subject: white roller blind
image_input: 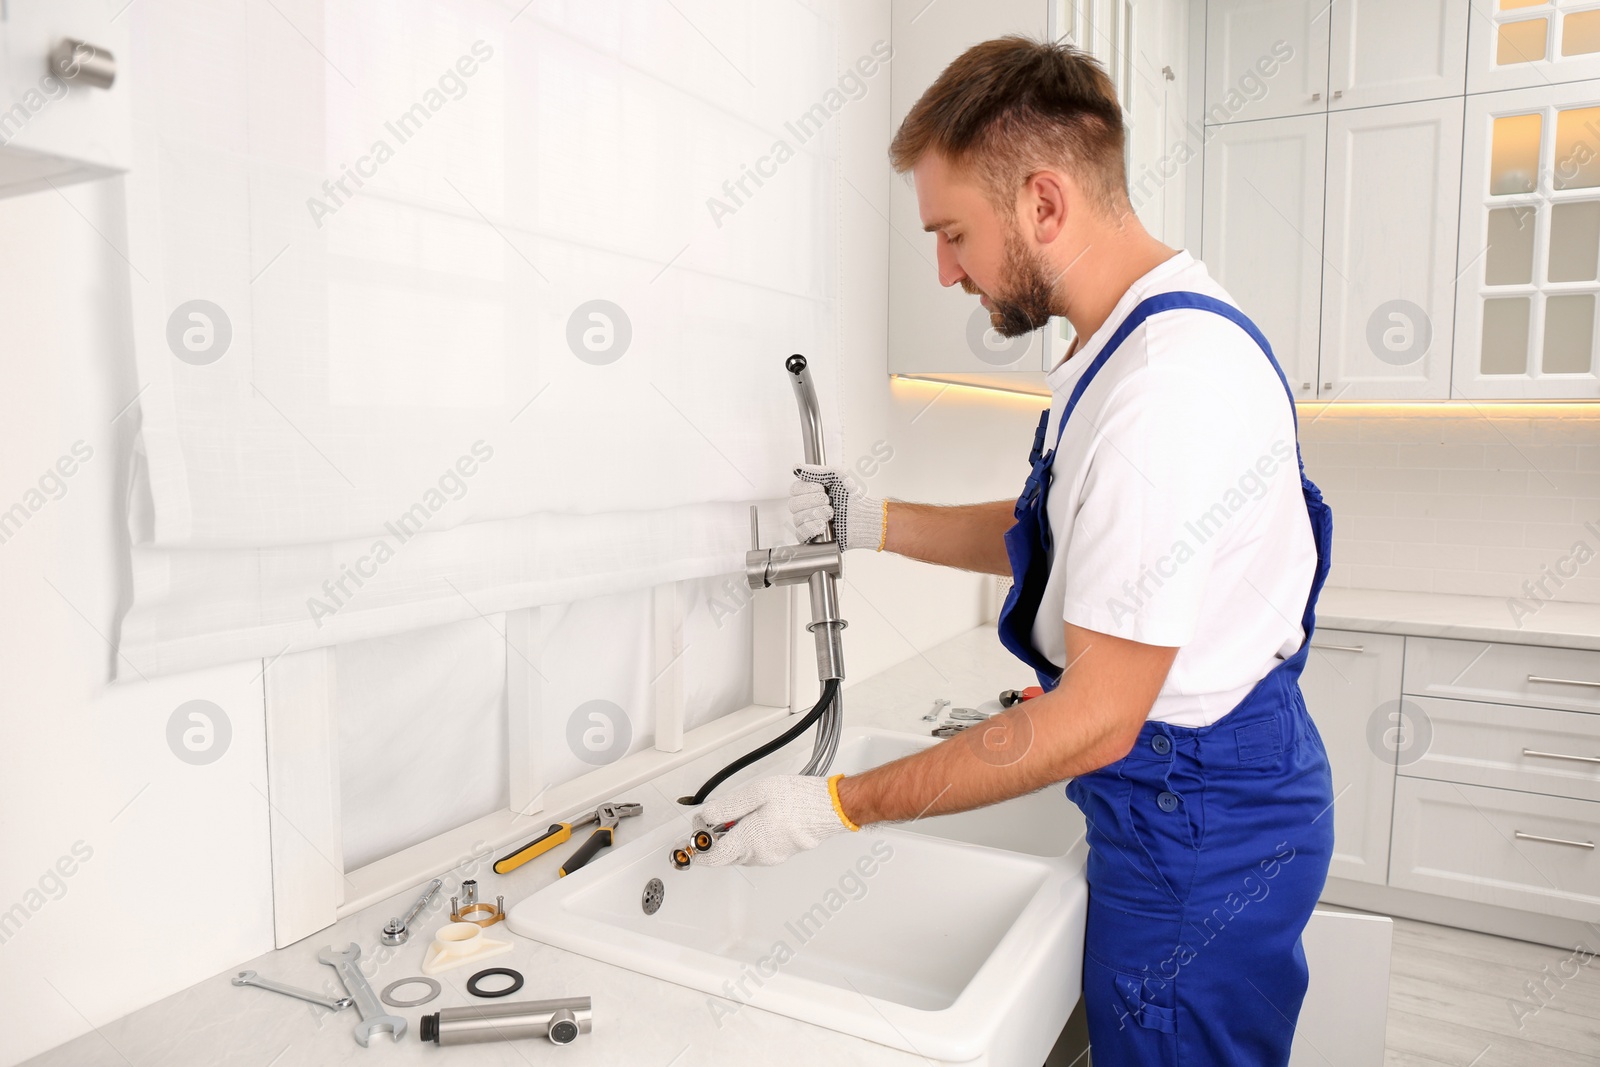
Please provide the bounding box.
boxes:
[116,0,864,679]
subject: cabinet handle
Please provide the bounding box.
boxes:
[1332,89,1343,99]
[1522,748,1600,766]
[1311,642,1365,654]
[1311,92,1322,101]
[1527,675,1600,689]
[1514,830,1595,850]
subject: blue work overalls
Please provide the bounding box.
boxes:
[997,292,1335,1066]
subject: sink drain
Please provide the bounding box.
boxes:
[641,877,665,916]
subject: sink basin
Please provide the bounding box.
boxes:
[507,728,1089,1065]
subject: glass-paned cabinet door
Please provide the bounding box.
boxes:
[1454,80,1600,398]
[1468,0,1600,94]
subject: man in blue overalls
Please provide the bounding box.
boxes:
[698,36,1335,1066]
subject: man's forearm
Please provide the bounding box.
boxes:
[884,499,1014,575]
[835,626,1178,825]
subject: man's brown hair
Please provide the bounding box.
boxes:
[889,36,1127,216]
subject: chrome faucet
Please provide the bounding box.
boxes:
[680,354,847,805]
[743,354,846,776]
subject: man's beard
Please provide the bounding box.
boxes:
[966,231,1058,339]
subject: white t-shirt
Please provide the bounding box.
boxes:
[1032,251,1316,728]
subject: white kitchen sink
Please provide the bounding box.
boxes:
[507,727,1089,1065]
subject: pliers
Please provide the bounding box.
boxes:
[492,801,643,876]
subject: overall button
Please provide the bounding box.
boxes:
[1156,791,1179,812]
[1151,735,1172,755]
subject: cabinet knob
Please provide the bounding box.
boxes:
[1311,92,1322,102]
[1300,381,1311,390]
[50,38,116,90]
[1332,89,1344,99]
[1323,382,1333,390]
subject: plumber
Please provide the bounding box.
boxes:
[696,36,1334,1067]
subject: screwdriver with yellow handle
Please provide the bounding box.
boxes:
[493,801,643,876]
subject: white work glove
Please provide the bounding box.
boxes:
[693,774,859,867]
[789,465,887,551]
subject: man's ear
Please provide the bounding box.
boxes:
[1022,170,1069,245]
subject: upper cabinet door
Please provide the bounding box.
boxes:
[1453,80,1600,399]
[1201,114,1327,396]
[1328,0,1469,110]
[887,0,1054,375]
[1467,0,1600,95]
[1204,0,1329,124]
[1320,98,1464,400]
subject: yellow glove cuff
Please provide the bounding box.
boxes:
[827,773,861,832]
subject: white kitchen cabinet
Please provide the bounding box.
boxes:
[888,0,1190,377]
[1203,0,1328,124]
[1201,113,1326,398]
[1391,776,1600,922]
[887,0,1053,377]
[1467,0,1600,96]
[1453,79,1600,399]
[1318,98,1463,400]
[1327,0,1468,111]
[1299,629,1403,887]
[0,0,129,196]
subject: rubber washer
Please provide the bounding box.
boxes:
[380,976,441,1008]
[466,966,525,998]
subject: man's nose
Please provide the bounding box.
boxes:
[935,238,965,288]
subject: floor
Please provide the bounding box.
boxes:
[1044,915,1600,1066]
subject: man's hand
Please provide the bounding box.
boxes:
[693,774,858,867]
[790,466,887,550]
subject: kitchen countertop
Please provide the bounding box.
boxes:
[1317,586,1600,651]
[22,626,1034,1067]
[23,587,1600,1066]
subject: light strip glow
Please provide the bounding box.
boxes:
[890,373,1051,399]
[892,374,1600,411]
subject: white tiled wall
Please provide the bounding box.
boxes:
[1300,407,1600,605]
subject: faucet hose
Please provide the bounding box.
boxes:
[679,678,841,805]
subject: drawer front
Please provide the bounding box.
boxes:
[1390,778,1600,921]
[1404,638,1600,714]
[1401,697,1600,803]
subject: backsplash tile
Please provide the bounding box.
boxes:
[1300,408,1600,607]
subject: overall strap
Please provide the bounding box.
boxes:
[1048,291,1300,457]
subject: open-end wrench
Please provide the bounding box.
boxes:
[233,969,353,1012]
[317,943,407,1046]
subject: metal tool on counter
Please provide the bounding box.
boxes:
[947,706,991,721]
[382,877,442,946]
[999,686,1044,707]
[559,802,643,876]
[318,943,407,1046]
[494,801,643,876]
[921,697,951,722]
[451,878,505,927]
[932,722,972,739]
[420,997,592,1047]
[233,969,353,1012]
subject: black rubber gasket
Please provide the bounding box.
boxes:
[466,966,525,998]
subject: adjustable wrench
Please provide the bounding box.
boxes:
[233,969,353,1012]
[317,943,407,1046]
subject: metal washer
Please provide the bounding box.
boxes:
[380,976,442,1008]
